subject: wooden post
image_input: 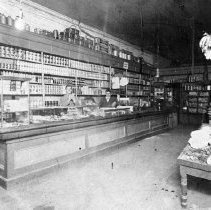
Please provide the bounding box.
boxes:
[109,66,112,90]
[180,167,188,208]
[191,17,195,75]
[27,80,30,124]
[41,52,45,108]
[126,69,128,97]
[1,77,3,127]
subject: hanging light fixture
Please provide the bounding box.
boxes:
[15,0,25,31]
[155,11,160,79]
[155,68,160,78]
[199,32,211,60]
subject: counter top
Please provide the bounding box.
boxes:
[0,109,174,141]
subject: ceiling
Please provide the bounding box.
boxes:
[31,0,211,67]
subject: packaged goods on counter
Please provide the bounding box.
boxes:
[188,124,211,149]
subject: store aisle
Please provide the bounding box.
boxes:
[0,125,210,210]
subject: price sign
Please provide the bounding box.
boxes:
[123,62,128,70]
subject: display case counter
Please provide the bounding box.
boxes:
[0,108,176,189]
[179,110,204,125]
[0,109,172,140]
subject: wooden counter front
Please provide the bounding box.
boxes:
[0,110,176,189]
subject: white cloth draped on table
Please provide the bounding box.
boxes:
[188,125,211,149]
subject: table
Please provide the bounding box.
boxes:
[177,145,211,208]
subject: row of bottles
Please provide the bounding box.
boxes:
[1,70,109,91]
[44,54,69,67]
[0,45,41,63]
[43,76,76,85]
[44,55,112,75]
[184,84,209,91]
[0,46,112,74]
[0,58,110,82]
[70,60,111,74]
[30,84,66,95]
[30,97,60,108]
[15,60,108,80]
[45,85,66,95]
[187,74,204,83]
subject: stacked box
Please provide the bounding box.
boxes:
[94,37,109,46]
[94,44,109,54]
[94,37,109,54]
[108,44,120,57]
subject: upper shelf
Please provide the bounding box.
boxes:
[0,24,141,72]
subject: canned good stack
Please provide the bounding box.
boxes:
[63,27,80,44]
[94,37,109,54]
[0,58,17,71]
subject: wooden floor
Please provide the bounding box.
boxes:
[0,125,210,210]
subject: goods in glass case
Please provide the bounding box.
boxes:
[100,107,131,117]
[0,76,31,128]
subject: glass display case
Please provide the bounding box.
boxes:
[31,95,132,124]
[0,75,30,128]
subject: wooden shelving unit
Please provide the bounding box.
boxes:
[0,23,155,111]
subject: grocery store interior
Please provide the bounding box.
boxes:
[0,0,211,209]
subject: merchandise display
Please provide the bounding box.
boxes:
[31,105,132,124]
[153,82,175,111]
[183,83,209,113]
[0,76,30,128]
[0,75,136,127]
[0,43,114,113]
[0,11,141,63]
[111,67,153,109]
[126,71,151,97]
[0,23,158,130]
[0,45,41,63]
[0,41,155,125]
[188,125,211,149]
[179,143,211,165]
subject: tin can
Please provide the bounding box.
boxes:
[7,16,13,26]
